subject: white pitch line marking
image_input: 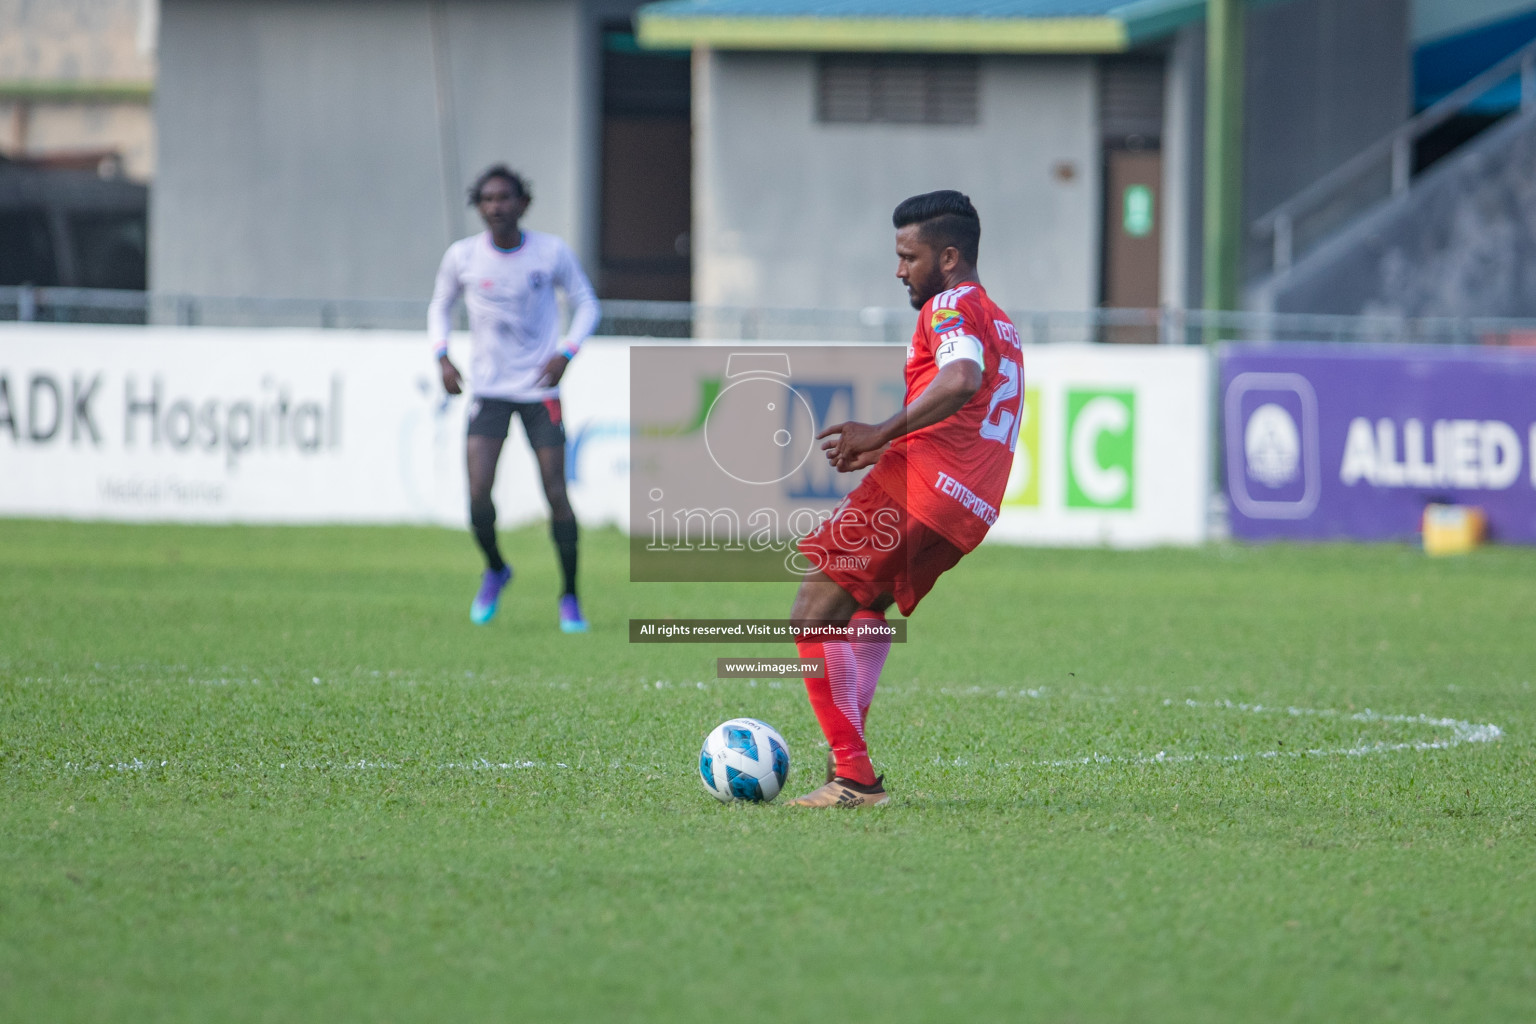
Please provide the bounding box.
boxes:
[1036,697,1502,767]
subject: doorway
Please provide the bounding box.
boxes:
[1097,56,1164,342]
[600,26,691,300]
[1102,148,1163,310]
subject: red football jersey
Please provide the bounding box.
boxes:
[866,282,1024,552]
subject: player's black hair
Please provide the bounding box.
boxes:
[468,164,532,205]
[892,190,980,265]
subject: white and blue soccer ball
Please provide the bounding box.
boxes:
[699,718,791,803]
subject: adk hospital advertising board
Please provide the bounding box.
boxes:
[0,325,630,531]
[0,325,1208,548]
[1223,343,1536,542]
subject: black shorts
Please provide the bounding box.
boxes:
[466,396,565,449]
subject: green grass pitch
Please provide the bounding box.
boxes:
[2,519,1534,1022]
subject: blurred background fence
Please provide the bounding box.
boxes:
[9,285,1536,348]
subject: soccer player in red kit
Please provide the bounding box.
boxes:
[786,190,1024,808]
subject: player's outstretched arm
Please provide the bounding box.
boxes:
[819,360,981,471]
[428,245,465,394]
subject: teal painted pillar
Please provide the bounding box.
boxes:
[1203,0,1244,336]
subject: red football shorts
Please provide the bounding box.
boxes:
[797,475,964,616]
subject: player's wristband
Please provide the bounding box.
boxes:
[556,341,579,361]
[433,344,449,360]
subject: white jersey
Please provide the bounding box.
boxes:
[428,229,601,401]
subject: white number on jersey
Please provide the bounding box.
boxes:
[979,358,1023,452]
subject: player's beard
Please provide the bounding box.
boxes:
[908,264,945,309]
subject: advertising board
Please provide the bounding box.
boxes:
[1222,343,1536,542]
[989,344,1210,547]
[0,324,630,529]
[2,327,1212,549]
[627,341,1211,562]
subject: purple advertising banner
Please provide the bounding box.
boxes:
[1221,343,1536,542]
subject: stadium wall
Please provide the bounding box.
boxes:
[691,51,1101,313]
[152,0,635,304]
[0,325,1211,548]
[147,0,1408,315]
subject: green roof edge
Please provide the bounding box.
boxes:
[634,0,1227,53]
[1111,0,1207,44]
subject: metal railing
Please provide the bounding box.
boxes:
[0,285,151,325]
[7,285,1536,347]
[1251,35,1536,280]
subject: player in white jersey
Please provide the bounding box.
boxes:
[429,165,601,631]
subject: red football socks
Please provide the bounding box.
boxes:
[796,636,877,786]
[849,609,891,723]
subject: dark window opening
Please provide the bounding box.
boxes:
[70,213,147,290]
[817,55,978,125]
[0,211,59,286]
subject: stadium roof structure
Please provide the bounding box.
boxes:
[634,0,1214,53]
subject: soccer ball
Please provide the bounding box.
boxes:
[699,718,791,803]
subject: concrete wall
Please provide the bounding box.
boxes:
[0,0,155,80]
[2,101,155,179]
[0,0,157,178]
[693,50,1099,313]
[150,0,1410,311]
[1263,109,1536,317]
[154,0,626,301]
[1244,0,1410,227]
